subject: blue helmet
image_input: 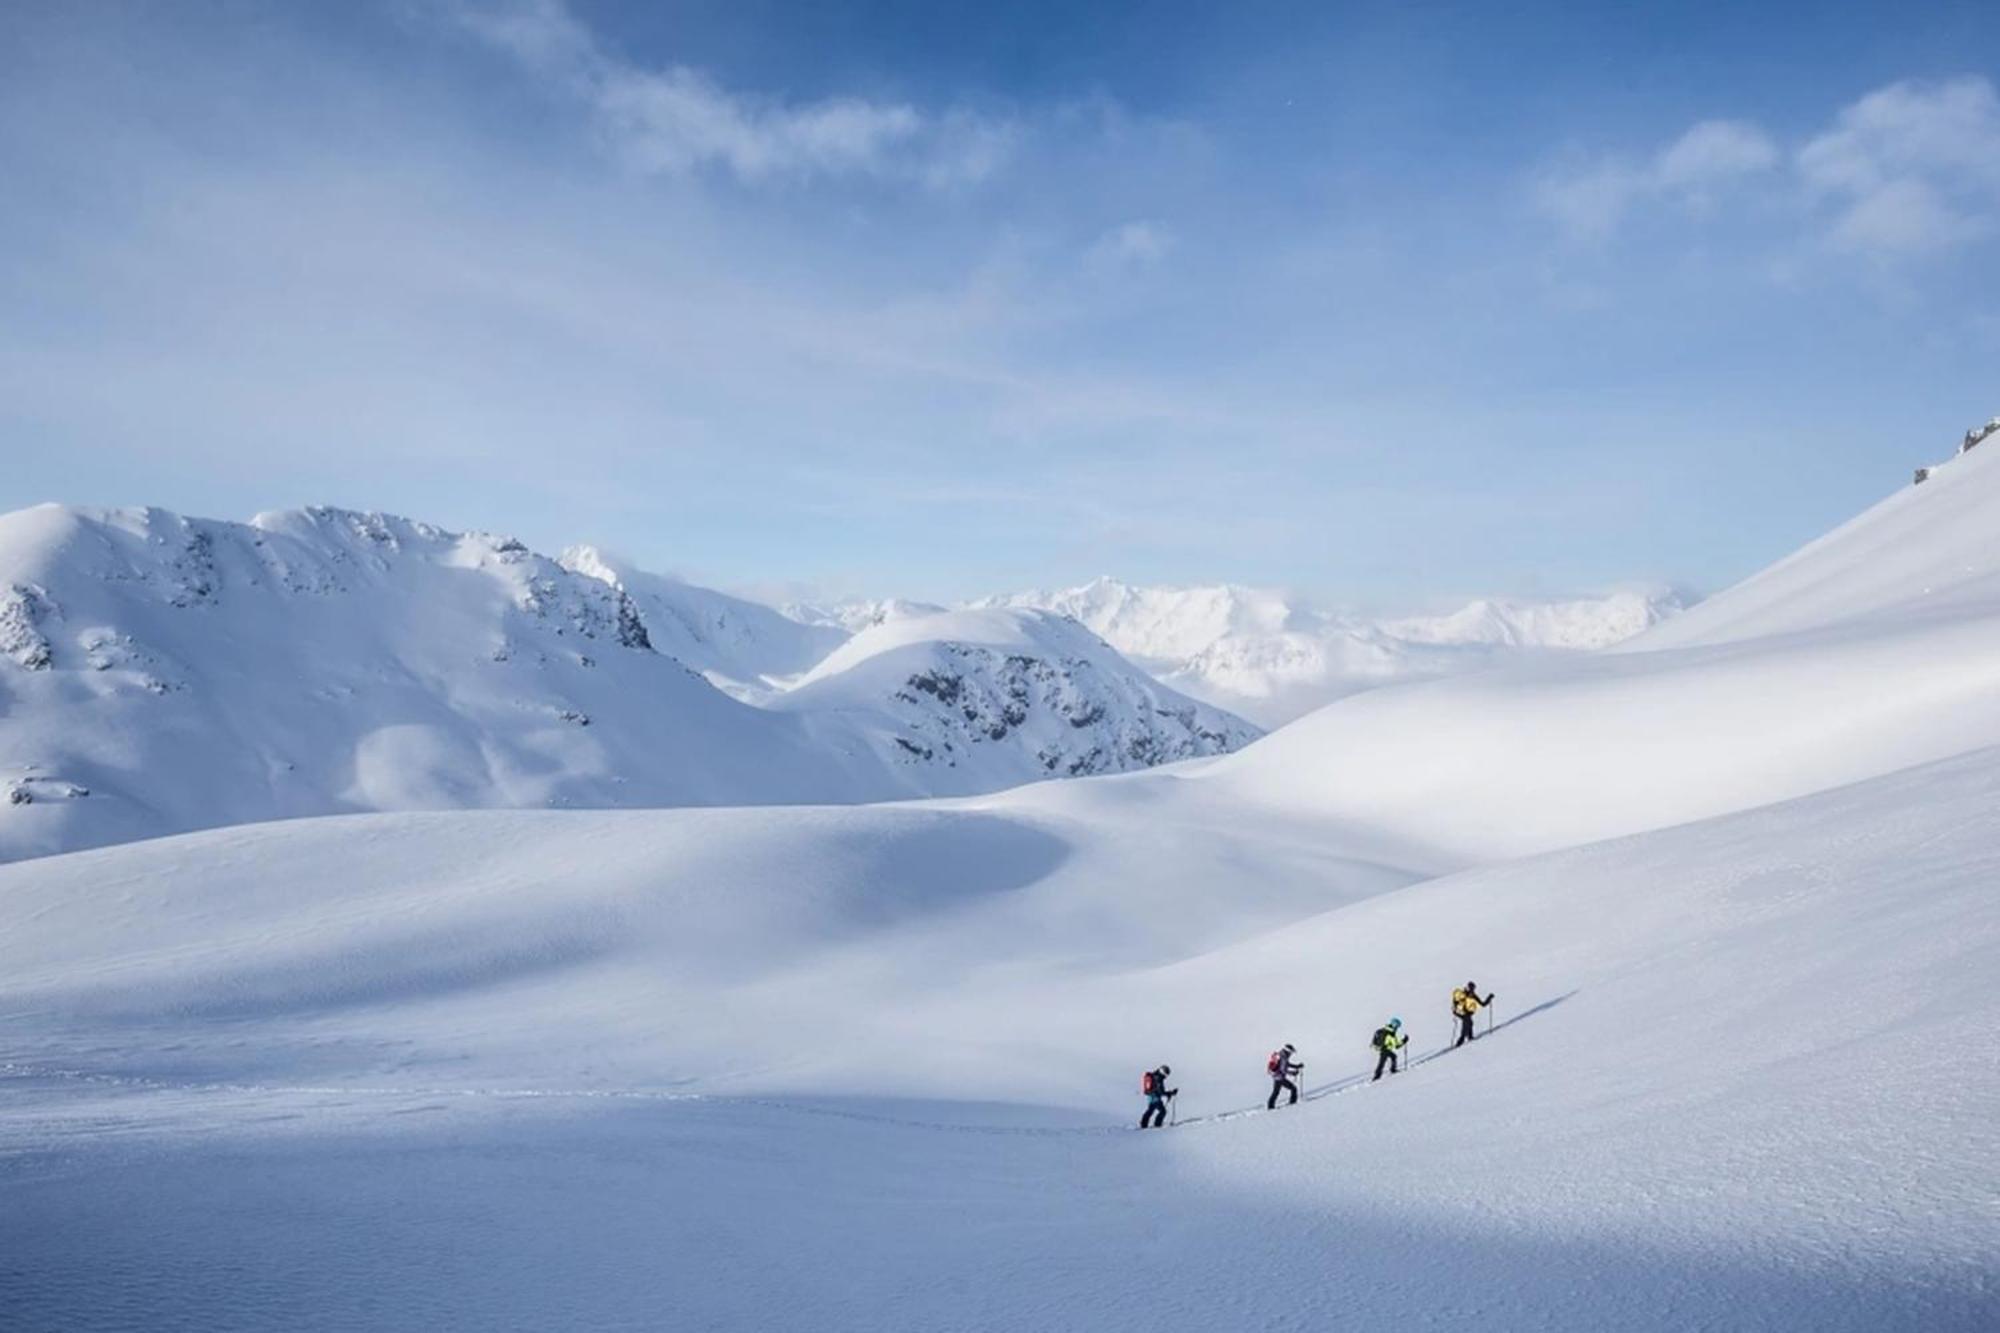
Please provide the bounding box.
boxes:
[1388,1017,1402,1029]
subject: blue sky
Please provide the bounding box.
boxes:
[2,1,1997,608]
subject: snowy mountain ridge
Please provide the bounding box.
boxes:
[973,577,1689,724]
[782,595,949,635]
[0,496,1692,858]
[0,503,1258,861]
[559,544,844,702]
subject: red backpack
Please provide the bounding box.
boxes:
[1267,1050,1283,1076]
[1142,1070,1162,1096]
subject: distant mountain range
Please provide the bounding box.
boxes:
[972,578,1689,726]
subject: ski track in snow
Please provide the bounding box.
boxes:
[0,1002,1540,1137]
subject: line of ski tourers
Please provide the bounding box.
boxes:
[1138,982,1494,1128]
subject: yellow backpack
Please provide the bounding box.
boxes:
[1451,987,1473,1016]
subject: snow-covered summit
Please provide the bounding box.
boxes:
[773,606,1257,786]
[0,503,832,858]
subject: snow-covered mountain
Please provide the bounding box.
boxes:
[781,595,947,634]
[974,576,1305,662]
[559,545,844,702]
[770,607,1255,789]
[6,420,1999,1332]
[976,577,1687,726]
[0,505,1256,860]
[1379,589,1680,648]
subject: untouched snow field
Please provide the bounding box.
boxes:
[4,443,2000,1328]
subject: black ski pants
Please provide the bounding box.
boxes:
[1267,1077,1298,1109]
[1140,1097,1168,1129]
[1455,1012,1477,1047]
[1372,1048,1399,1081]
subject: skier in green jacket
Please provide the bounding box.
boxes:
[1371,1018,1407,1081]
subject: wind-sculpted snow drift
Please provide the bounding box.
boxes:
[3,442,1999,1330]
[0,504,1255,861]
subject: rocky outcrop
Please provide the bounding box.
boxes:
[0,584,53,671]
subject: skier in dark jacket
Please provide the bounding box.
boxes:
[1371,1018,1407,1081]
[1451,982,1494,1048]
[1266,1043,1303,1108]
[1140,1066,1177,1128]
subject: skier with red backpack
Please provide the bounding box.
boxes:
[1266,1043,1303,1109]
[1139,1065,1177,1128]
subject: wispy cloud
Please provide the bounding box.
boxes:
[1653,120,1783,193]
[1534,119,1777,241]
[1798,76,2000,253]
[1085,220,1175,271]
[446,0,1014,186]
[1535,76,2000,257]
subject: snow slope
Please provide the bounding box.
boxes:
[0,506,1258,861]
[1,732,1994,1329]
[1194,438,2000,862]
[1627,438,2000,649]
[978,576,1686,725]
[5,443,2000,1329]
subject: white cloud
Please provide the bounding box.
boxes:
[1826,176,1982,253]
[1532,160,1644,242]
[1087,220,1175,270]
[1653,120,1780,191]
[447,0,1011,186]
[1534,119,1777,240]
[594,68,922,179]
[1798,76,2000,254]
[1536,76,2000,257]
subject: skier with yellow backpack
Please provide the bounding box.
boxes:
[1450,981,1495,1048]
